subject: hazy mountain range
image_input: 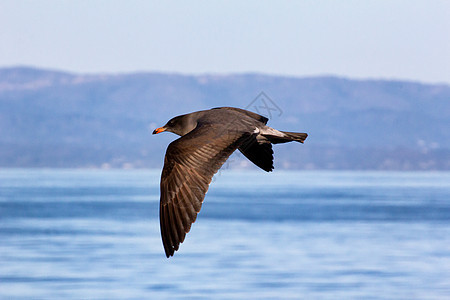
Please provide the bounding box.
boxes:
[0,66,449,170]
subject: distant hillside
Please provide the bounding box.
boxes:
[0,66,449,170]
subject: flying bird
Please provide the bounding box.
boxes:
[153,107,307,257]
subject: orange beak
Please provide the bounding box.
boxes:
[152,127,166,134]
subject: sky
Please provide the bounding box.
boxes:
[1,0,449,84]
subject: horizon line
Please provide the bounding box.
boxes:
[1,64,449,86]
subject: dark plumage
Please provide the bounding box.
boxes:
[153,107,307,257]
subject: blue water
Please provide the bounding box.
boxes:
[1,169,449,299]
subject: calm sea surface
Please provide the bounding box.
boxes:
[1,169,449,299]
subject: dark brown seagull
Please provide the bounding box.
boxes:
[153,107,307,257]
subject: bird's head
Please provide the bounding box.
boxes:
[153,114,198,136]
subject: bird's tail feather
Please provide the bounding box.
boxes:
[263,131,308,144]
[280,131,308,143]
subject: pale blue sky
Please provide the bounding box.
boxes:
[1,0,449,83]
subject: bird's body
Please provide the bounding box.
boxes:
[153,107,307,257]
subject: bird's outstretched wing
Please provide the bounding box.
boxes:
[159,123,252,257]
[212,107,269,124]
[238,138,274,172]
